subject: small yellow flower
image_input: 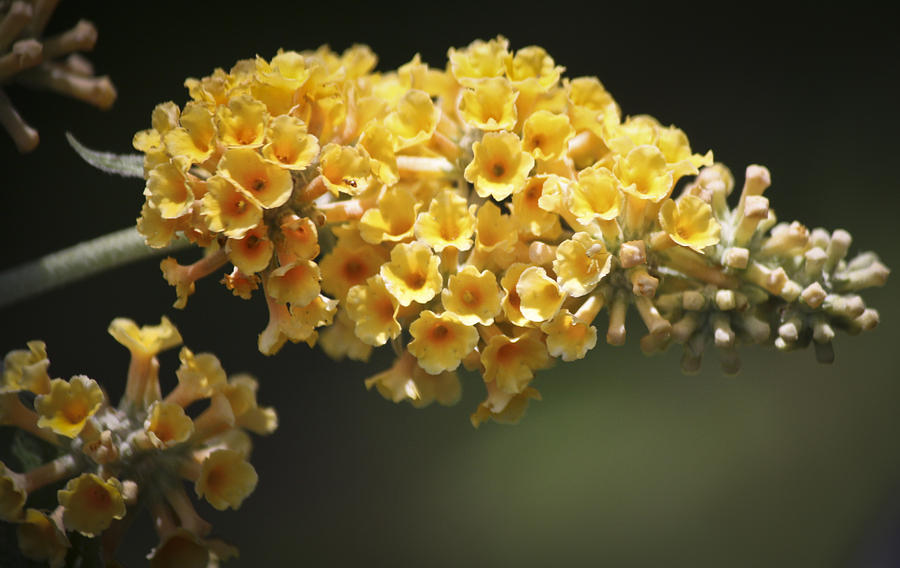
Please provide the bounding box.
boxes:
[2,340,50,395]
[516,266,565,323]
[200,175,263,238]
[170,346,227,405]
[227,225,274,275]
[133,101,180,153]
[221,374,278,435]
[251,51,311,116]
[195,449,258,511]
[345,275,401,347]
[218,147,294,209]
[441,265,502,325]
[380,241,443,307]
[566,76,619,137]
[569,166,623,224]
[137,202,180,248]
[16,508,69,568]
[281,294,339,344]
[215,94,269,147]
[521,110,573,160]
[500,263,533,327]
[144,161,194,219]
[108,316,182,359]
[540,309,598,361]
[553,232,612,297]
[222,267,260,299]
[481,331,551,394]
[505,45,563,92]
[144,400,194,448]
[658,194,721,252]
[510,175,562,239]
[448,36,509,85]
[414,189,476,252]
[458,77,518,131]
[319,236,388,300]
[148,528,238,568]
[365,352,461,408]
[615,144,673,203]
[1,461,26,522]
[185,67,231,108]
[471,385,541,428]
[262,114,320,170]
[318,143,372,196]
[359,185,419,244]
[474,201,516,252]
[358,122,399,185]
[163,101,216,164]
[384,89,440,150]
[35,376,104,438]
[266,260,321,306]
[656,124,713,175]
[319,309,374,362]
[408,310,479,374]
[464,131,534,201]
[58,474,126,537]
[277,214,320,262]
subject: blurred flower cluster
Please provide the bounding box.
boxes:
[1,317,276,566]
[133,36,888,426]
[0,0,116,152]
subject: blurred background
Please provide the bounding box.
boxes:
[1,2,898,566]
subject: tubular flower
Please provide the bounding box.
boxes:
[359,185,419,244]
[380,241,443,307]
[481,331,552,395]
[201,175,264,238]
[658,194,721,252]
[35,375,104,438]
[58,474,126,537]
[522,110,573,160]
[442,265,502,326]
[345,275,401,346]
[408,310,479,374]
[195,449,258,511]
[1,340,51,394]
[262,114,320,170]
[16,508,70,568]
[414,189,477,252]
[218,147,294,209]
[128,39,887,426]
[458,77,518,131]
[465,131,535,201]
[1,320,276,561]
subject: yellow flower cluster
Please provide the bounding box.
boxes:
[135,37,888,426]
[0,317,276,566]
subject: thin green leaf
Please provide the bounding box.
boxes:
[66,132,144,178]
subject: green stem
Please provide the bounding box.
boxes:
[0,227,190,309]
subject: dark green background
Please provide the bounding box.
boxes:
[1,2,898,566]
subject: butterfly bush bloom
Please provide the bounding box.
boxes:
[0,318,276,565]
[133,37,888,427]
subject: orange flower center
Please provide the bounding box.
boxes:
[404,272,426,289]
[86,483,111,509]
[491,162,507,179]
[430,323,450,341]
[496,342,520,364]
[62,400,88,424]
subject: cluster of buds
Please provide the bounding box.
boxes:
[0,0,116,152]
[134,37,888,427]
[0,317,276,565]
